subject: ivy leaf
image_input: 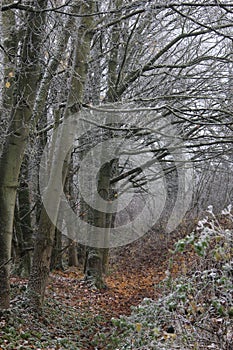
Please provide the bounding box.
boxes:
[135,323,142,332]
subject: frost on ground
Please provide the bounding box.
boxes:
[112,206,233,350]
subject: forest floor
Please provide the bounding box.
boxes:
[0,231,204,350]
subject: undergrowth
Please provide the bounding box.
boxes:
[0,297,108,349]
[0,206,232,349]
[111,206,233,350]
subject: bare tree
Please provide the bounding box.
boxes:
[0,0,48,309]
[0,0,232,309]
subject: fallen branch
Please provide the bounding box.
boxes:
[0,258,12,270]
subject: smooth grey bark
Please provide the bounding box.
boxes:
[0,0,47,309]
[84,0,122,286]
[14,155,33,276]
[68,239,78,267]
[65,156,79,268]
[27,0,95,309]
[50,228,63,271]
[84,162,112,288]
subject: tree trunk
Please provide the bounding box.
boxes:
[0,0,48,309]
[77,243,86,266]
[0,184,16,309]
[13,201,32,277]
[50,227,63,271]
[84,162,112,287]
[84,0,122,283]
[85,248,104,288]
[27,0,94,309]
[68,239,78,267]
[17,155,33,276]
[27,207,55,308]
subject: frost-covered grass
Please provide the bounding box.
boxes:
[111,206,233,350]
[0,207,232,349]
